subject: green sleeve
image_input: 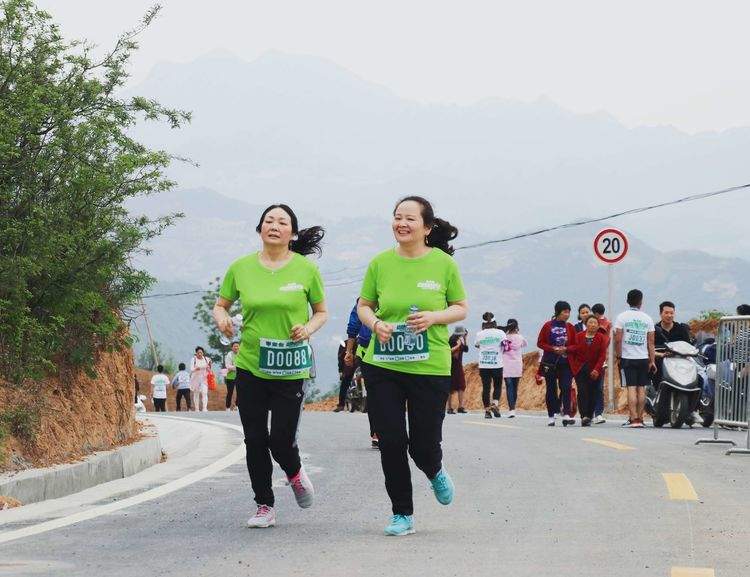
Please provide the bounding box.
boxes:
[308,265,325,305]
[360,260,378,302]
[219,266,239,301]
[445,259,466,303]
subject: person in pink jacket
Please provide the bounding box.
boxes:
[502,319,527,418]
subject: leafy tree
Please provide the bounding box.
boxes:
[698,309,727,321]
[136,340,176,374]
[0,1,189,386]
[193,277,241,363]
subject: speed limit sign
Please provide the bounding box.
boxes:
[594,228,628,264]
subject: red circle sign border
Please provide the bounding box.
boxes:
[593,228,629,264]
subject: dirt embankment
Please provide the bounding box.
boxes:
[0,348,139,472]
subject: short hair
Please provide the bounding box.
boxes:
[157,364,164,373]
[178,362,186,370]
[737,304,750,316]
[659,301,675,313]
[626,289,643,307]
[231,341,240,346]
[195,346,205,353]
[584,314,599,325]
[592,303,605,315]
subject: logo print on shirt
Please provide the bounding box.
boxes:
[279,282,304,292]
[417,280,441,291]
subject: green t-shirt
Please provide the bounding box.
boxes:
[219,252,325,380]
[360,248,466,376]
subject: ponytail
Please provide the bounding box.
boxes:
[481,311,497,330]
[256,204,325,257]
[394,196,458,256]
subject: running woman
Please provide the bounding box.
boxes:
[537,301,577,426]
[502,319,527,418]
[474,312,507,418]
[213,204,328,528]
[357,196,467,537]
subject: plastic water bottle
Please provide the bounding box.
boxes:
[404,305,419,347]
[220,313,243,346]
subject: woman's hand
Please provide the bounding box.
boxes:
[344,351,354,367]
[407,310,437,334]
[590,369,600,380]
[290,324,310,342]
[374,321,395,344]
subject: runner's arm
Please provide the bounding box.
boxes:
[407,300,468,334]
[614,328,623,360]
[291,300,328,342]
[213,297,235,338]
[358,298,394,344]
[647,331,656,371]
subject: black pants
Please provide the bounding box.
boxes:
[175,389,191,411]
[545,362,573,417]
[225,378,236,409]
[338,374,350,407]
[153,398,166,412]
[479,368,503,408]
[362,363,450,516]
[235,368,305,507]
[576,365,597,419]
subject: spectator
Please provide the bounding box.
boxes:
[591,303,611,424]
[190,346,210,412]
[574,303,591,333]
[447,326,469,414]
[475,312,507,418]
[150,365,169,412]
[537,301,577,426]
[569,316,607,426]
[172,362,191,411]
[502,319,527,418]
[614,289,656,428]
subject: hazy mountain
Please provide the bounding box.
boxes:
[127,51,750,258]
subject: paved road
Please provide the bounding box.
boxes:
[1,410,749,577]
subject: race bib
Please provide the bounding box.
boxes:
[480,350,501,366]
[373,323,429,362]
[258,339,312,376]
[624,329,646,346]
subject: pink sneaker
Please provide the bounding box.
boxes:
[247,504,275,528]
[288,466,314,508]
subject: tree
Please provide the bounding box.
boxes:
[136,340,176,374]
[0,1,189,386]
[193,277,241,363]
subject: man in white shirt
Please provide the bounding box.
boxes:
[150,365,170,412]
[614,289,656,428]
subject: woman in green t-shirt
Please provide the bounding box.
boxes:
[213,204,328,529]
[357,196,468,536]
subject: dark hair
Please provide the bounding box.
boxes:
[659,301,675,313]
[584,314,599,326]
[577,303,591,320]
[592,303,605,315]
[505,318,519,333]
[394,196,458,255]
[626,289,643,308]
[256,204,325,257]
[737,304,750,316]
[157,364,164,373]
[481,311,497,330]
[178,363,186,370]
[554,301,571,318]
[195,346,205,354]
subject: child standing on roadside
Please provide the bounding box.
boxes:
[151,365,170,412]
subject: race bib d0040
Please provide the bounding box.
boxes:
[258,339,312,376]
[372,323,429,362]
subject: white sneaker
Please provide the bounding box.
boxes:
[247,504,275,528]
[202,408,209,412]
[548,417,556,427]
[593,415,606,425]
[691,411,704,425]
[508,410,516,418]
[288,466,314,508]
[225,408,231,412]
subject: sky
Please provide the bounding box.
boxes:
[37,0,750,134]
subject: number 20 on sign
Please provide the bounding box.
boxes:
[594,228,628,264]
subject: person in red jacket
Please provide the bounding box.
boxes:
[569,315,608,426]
[537,301,577,426]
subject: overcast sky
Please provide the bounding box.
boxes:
[38,0,750,134]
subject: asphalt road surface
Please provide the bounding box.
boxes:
[1,410,749,577]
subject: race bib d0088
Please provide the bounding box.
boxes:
[372,323,429,362]
[258,339,312,376]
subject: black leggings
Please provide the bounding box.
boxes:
[480,368,503,408]
[225,378,236,409]
[362,363,450,516]
[236,368,305,507]
[153,398,166,412]
[576,365,597,420]
[175,389,191,411]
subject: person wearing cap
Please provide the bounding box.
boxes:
[537,301,577,426]
[446,326,469,414]
[474,312,507,418]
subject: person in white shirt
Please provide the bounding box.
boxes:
[614,289,656,428]
[171,362,191,411]
[474,312,507,419]
[150,365,170,412]
[190,346,210,412]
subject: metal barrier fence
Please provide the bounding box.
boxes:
[696,315,750,455]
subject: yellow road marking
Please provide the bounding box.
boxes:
[662,473,699,501]
[671,567,715,577]
[582,438,636,451]
[464,421,519,430]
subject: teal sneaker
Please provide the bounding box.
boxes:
[430,468,454,505]
[384,514,415,536]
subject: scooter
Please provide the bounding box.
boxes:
[646,341,703,428]
[696,338,716,428]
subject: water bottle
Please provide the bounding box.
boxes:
[404,305,419,347]
[220,313,244,346]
